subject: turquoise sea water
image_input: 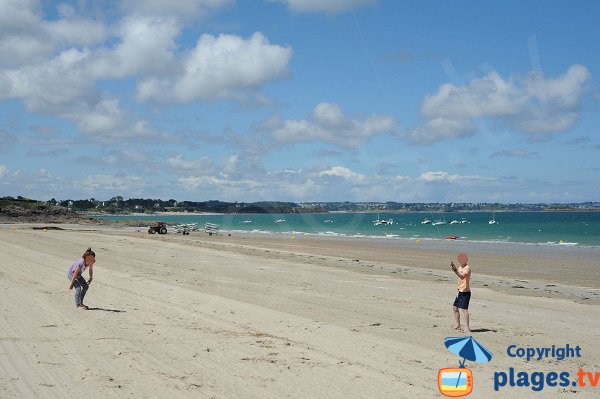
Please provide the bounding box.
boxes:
[97,212,600,247]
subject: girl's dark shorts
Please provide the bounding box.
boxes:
[453,291,471,309]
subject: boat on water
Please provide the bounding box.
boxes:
[375,219,394,225]
[421,219,432,224]
[275,219,286,223]
[432,221,447,226]
[323,220,333,223]
[445,235,459,240]
[460,219,469,224]
[242,220,252,224]
[449,220,460,225]
[373,214,394,226]
[489,212,497,224]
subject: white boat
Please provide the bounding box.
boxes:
[242,220,252,224]
[460,219,469,224]
[275,219,286,223]
[373,214,394,225]
[449,220,460,225]
[171,223,199,235]
[489,212,497,224]
[432,221,446,226]
[323,219,333,223]
[421,219,431,224]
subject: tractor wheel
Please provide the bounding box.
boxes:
[148,228,155,234]
[159,227,167,234]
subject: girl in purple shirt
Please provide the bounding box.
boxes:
[67,248,95,310]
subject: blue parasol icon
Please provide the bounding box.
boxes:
[444,336,493,389]
[445,336,493,367]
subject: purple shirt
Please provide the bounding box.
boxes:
[67,259,88,276]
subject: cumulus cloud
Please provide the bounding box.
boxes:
[0,0,41,34]
[88,16,178,79]
[137,33,292,103]
[318,166,367,184]
[266,102,397,148]
[0,1,288,142]
[268,0,377,14]
[412,65,591,145]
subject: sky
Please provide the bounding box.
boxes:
[0,0,599,203]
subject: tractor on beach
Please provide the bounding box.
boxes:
[148,222,168,234]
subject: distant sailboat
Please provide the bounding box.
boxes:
[489,212,497,224]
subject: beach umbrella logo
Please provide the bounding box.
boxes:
[438,336,493,397]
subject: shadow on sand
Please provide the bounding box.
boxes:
[87,307,126,313]
[470,328,497,333]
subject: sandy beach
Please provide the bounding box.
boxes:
[1,224,599,398]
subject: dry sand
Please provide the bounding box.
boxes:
[1,225,599,398]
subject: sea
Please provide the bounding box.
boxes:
[97,211,600,247]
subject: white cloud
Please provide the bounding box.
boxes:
[0,35,53,68]
[178,175,230,190]
[318,166,366,184]
[45,15,108,46]
[0,1,284,143]
[269,0,376,13]
[166,155,214,172]
[88,16,179,79]
[413,65,591,144]
[417,171,493,184]
[0,164,7,178]
[137,32,292,103]
[267,102,397,148]
[0,0,41,34]
[0,47,93,113]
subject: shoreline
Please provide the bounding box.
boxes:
[3,223,598,301]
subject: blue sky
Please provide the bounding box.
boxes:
[1,0,599,202]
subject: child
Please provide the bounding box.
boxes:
[67,248,95,310]
[451,252,471,334]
